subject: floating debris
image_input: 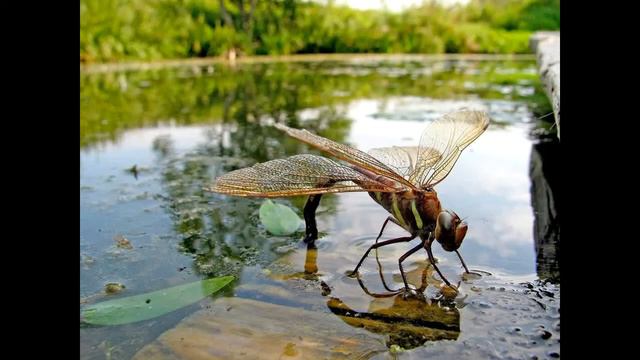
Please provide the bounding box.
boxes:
[114,235,133,249]
[104,282,126,294]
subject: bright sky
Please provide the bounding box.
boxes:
[331,0,470,12]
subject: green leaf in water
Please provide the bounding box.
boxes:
[81,276,234,326]
[389,344,405,354]
[259,199,302,236]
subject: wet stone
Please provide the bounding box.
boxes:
[133,297,389,359]
[539,330,552,340]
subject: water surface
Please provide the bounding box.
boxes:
[80,57,559,359]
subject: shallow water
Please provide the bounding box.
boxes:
[80,58,559,359]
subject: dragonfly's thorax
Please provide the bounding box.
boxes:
[368,189,441,235]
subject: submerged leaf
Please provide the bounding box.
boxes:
[259,200,302,236]
[81,276,234,326]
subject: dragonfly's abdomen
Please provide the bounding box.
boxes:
[369,191,438,234]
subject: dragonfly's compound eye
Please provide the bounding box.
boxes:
[437,211,454,231]
[436,210,465,251]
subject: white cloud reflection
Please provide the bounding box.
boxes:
[81,97,538,276]
[338,97,536,274]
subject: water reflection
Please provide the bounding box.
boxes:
[150,109,349,277]
[529,132,560,283]
[302,239,461,350]
[80,60,549,150]
[327,294,460,350]
[138,95,548,283]
[80,59,558,359]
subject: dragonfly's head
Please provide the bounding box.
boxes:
[435,210,467,251]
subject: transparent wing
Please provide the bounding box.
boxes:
[367,146,421,180]
[206,154,401,198]
[411,110,490,188]
[274,123,417,191]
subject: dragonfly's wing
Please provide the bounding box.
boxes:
[410,110,490,188]
[367,146,422,181]
[274,123,417,191]
[206,154,401,198]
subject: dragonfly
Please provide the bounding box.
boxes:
[206,109,490,293]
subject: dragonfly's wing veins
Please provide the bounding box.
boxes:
[367,146,420,180]
[411,109,490,187]
[209,110,489,197]
[274,123,417,191]
[206,154,400,197]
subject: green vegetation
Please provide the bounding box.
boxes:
[80,0,559,63]
[81,276,234,325]
[259,200,303,236]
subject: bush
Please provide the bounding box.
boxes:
[80,0,560,63]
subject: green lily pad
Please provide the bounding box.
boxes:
[259,199,302,236]
[81,276,234,326]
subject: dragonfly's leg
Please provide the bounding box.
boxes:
[374,217,404,292]
[376,263,397,292]
[375,216,402,244]
[303,194,323,244]
[355,276,402,298]
[398,242,424,291]
[425,236,452,287]
[348,235,416,276]
[455,250,483,276]
[304,242,319,274]
[455,250,471,273]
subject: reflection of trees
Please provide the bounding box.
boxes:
[81,58,554,280]
[80,59,543,149]
[151,89,348,277]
